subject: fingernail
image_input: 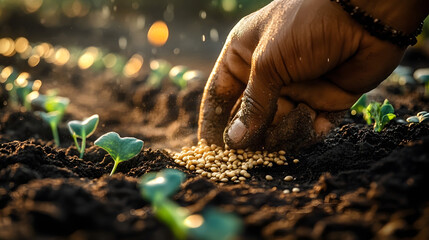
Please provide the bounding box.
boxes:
[227,118,246,144]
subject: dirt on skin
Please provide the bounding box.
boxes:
[1,48,429,239]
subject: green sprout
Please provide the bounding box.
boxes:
[38,111,62,146]
[94,132,144,176]
[68,114,99,158]
[169,65,188,89]
[365,99,396,132]
[413,68,429,98]
[141,169,188,239]
[350,94,367,116]
[146,59,171,88]
[140,169,242,240]
[406,111,429,124]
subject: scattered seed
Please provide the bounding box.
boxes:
[292,187,300,193]
[283,189,290,194]
[293,159,300,164]
[284,175,293,181]
[265,175,273,181]
[172,139,290,182]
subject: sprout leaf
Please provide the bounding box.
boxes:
[94,132,144,175]
[68,114,99,158]
[140,169,186,202]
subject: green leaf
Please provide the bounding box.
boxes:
[38,111,62,125]
[140,169,186,202]
[68,114,99,139]
[45,96,69,113]
[350,94,367,114]
[381,113,396,125]
[94,132,144,162]
[188,207,242,240]
[380,100,394,116]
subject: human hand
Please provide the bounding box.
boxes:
[198,0,420,150]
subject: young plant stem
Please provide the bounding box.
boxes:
[79,137,86,159]
[50,122,60,146]
[72,135,81,153]
[110,158,120,176]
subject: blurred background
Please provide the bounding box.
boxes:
[0,0,272,76]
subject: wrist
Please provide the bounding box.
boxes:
[351,0,429,34]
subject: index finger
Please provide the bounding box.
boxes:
[198,44,250,146]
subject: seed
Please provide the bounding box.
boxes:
[279,150,286,155]
[239,177,246,181]
[237,149,244,154]
[220,178,228,182]
[293,159,300,164]
[292,187,300,193]
[284,176,293,181]
[265,175,273,181]
[283,189,290,194]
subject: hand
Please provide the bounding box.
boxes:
[198,0,420,150]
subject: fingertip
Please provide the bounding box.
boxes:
[224,117,247,149]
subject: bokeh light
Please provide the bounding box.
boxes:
[123,54,143,77]
[15,72,30,88]
[78,47,99,69]
[0,38,16,57]
[0,66,13,83]
[103,53,117,69]
[147,21,169,47]
[54,47,71,66]
[15,37,30,53]
[24,0,43,13]
[222,0,237,12]
[28,55,41,67]
[32,80,42,91]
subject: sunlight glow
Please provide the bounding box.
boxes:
[54,47,70,66]
[15,37,30,53]
[123,54,144,77]
[147,21,169,47]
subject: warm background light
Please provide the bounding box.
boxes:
[123,54,143,77]
[54,47,70,66]
[147,21,169,47]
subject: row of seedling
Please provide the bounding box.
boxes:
[1,65,144,176]
[146,59,204,90]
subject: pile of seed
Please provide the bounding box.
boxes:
[172,139,293,182]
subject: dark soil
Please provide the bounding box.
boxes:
[1,41,429,240]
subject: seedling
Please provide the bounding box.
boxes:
[169,65,188,89]
[350,94,367,116]
[140,169,242,240]
[38,111,62,146]
[68,114,99,158]
[94,132,144,176]
[140,169,188,239]
[365,99,396,132]
[406,111,429,124]
[413,68,429,98]
[146,59,171,88]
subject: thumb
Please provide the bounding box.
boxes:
[223,57,282,149]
